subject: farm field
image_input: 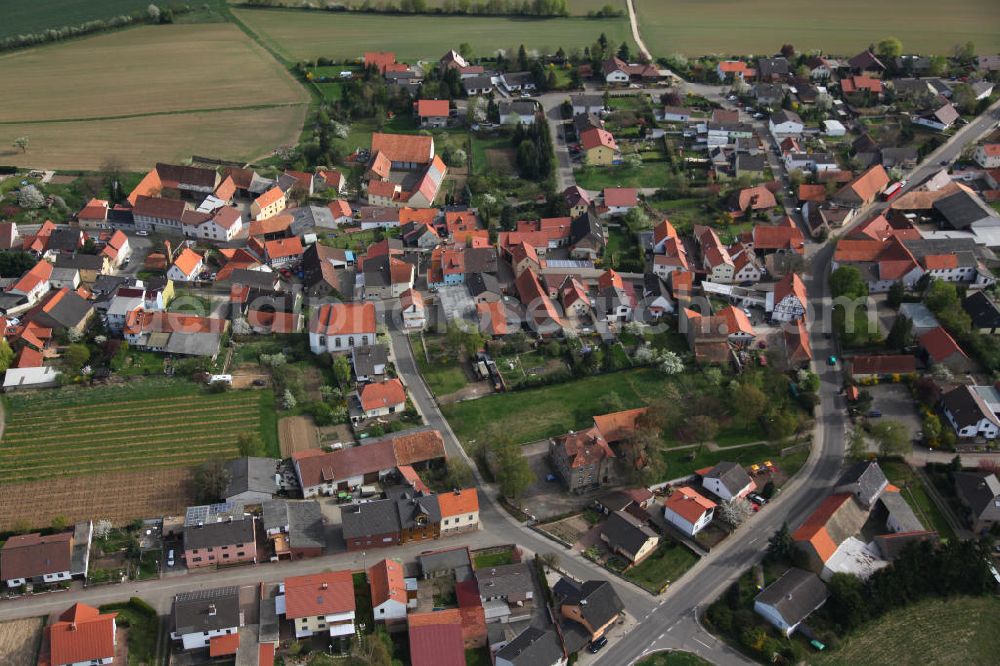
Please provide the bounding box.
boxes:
[0,468,195,529]
[279,415,319,457]
[0,23,307,170]
[634,0,1000,56]
[0,617,44,666]
[812,596,1000,665]
[0,24,306,123]
[0,378,270,484]
[233,8,635,61]
[1,0,150,39]
[0,106,307,171]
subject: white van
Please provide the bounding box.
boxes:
[167,549,175,567]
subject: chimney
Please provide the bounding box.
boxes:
[69,623,77,631]
[164,239,173,262]
[208,604,216,616]
[321,582,328,590]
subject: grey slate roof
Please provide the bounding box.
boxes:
[35,290,92,329]
[224,457,279,501]
[466,272,501,299]
[704,461,753,497]
[341,499,400,539]
[964,291,1000,330]
[933,189,998,230]
[835,461,888,507]
[163,332,221,357]
[755,568,828,627]
[496,626,564,666]
[954,471,1000,523]
[351,344,389,378]
[878,491,924,533]
[183,518,255,550]
[941,385,1000,430]
[385,486,441,530]
[557,579,623,630]
[418,546,473,580]
[54,254,105,271]
[173,586,240,636]
[475,562,533,602]
[262,499,325,550]
[600,510,657,560]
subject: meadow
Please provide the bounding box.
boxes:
[0,378,269,483]
[233,8,635,61]
[0,0,150,39]
[634,0,1000,56]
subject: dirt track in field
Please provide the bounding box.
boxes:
[279,415,319,457]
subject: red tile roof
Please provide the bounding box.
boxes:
[850,354,917,375]
[555,426,615,469]
[919,326,967,363]
[752,217,805,253]
[265,237,304,260]
[365,51,397,73]
[400,288,424,310]
[123,311,226,336]
[371,132,433,165]
[209,633,240,657]
[9,260,52,295]
[792,493,852,563]
[310,302,376,336]
[604,187,638,208]
[774,273,807,309]
[171,248,203,278]
[477,301,509,336]
[836,165,889,204]
[283,571,355,619]
[833,239,886,262]
[416,99,450,118]
[593,408,648,443]
[254,186,285,211]
[358,378,406,412]
[664,486,716,523]
[368,558,406,608]
[581,126,617,151]
[293,430,446,488]
[598,269,624,291]
[409,623,465,666]
[49,603,117,666]
[798,184,827,202]
[785,318,813,363]
[438,488,479,518]
[0,531,72,580]
[329,200,352,218]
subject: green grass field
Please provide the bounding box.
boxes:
[410,334,468,396]
[575,163,672,189]
[441,368,670,446]
[634,0,1000,56]
[624,541,699,593]
[0,0,150,39]
[0,378,272,483]
[233,8,634,61]
[812,596,1000,665]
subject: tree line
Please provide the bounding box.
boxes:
[241,0,571,17]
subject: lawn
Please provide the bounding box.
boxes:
[0,23,307,170]
[99,599,159,665]
[441,368,671,446]
[574,163,671,189]
[0,0,150,39]
[0,377,272,483]
[473,550,514,569]
[879,459,956,542]
[605,226,645,271]
[233,8,635,61]
[638,652,712,666]
[471,134,517,177]
[411,334,468,396]
[662,444,784,480]
[634,0,1000,56]
[812,596,1000,665]
[624,540,699,593]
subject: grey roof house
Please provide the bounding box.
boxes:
[170,586,241,651]
[262,499,326,558]
[835,461,888,508]
[753,568,828,637]
[599,510,659,565]
[418,546,473,581]
[954,471,1000,533]
[223,457,280,504]
[495,626,565,666]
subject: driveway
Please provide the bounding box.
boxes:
[519,440,609,521]
[865,383,922,439]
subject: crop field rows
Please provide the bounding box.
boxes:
[0,388,265,484]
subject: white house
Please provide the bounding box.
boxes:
[166,248,204,282]
[352,378,406,424]
[974,144,1000,169]
[438,488,480,536]
[769,110,804,138]
[914,102,960,131]
[308,302,377,354]
[824,119,846,136]
[368,559,408,622]
[170,587,240,651]
[662,486,716,536]
[701,462,755,501]
[281,572,356,638]
[399,288,425,329]
[753,568,829,637]
[182,207,243,242]
[941,384,1000,440]
[8,260,53,306]
[570,94,605,116]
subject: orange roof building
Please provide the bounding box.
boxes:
[371,132,434,166]
[416,99,450,118]
[283,571,356,638]
[437,488,479,528]
[357,378,407,414]
[793,493,867,570]
[309,302,377,352]
[167,248,204,281]
[834,165,890,206]
[663,486,717,536]
[368,559,408,621]
[47,603,117,666]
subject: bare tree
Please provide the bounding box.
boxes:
[13,136,28,153]
[719,498,753,528]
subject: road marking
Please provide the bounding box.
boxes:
[658,632,665,640]
[748,537,759,544]
[694,638,712,650]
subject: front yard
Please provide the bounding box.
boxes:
[623,540,699,593]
